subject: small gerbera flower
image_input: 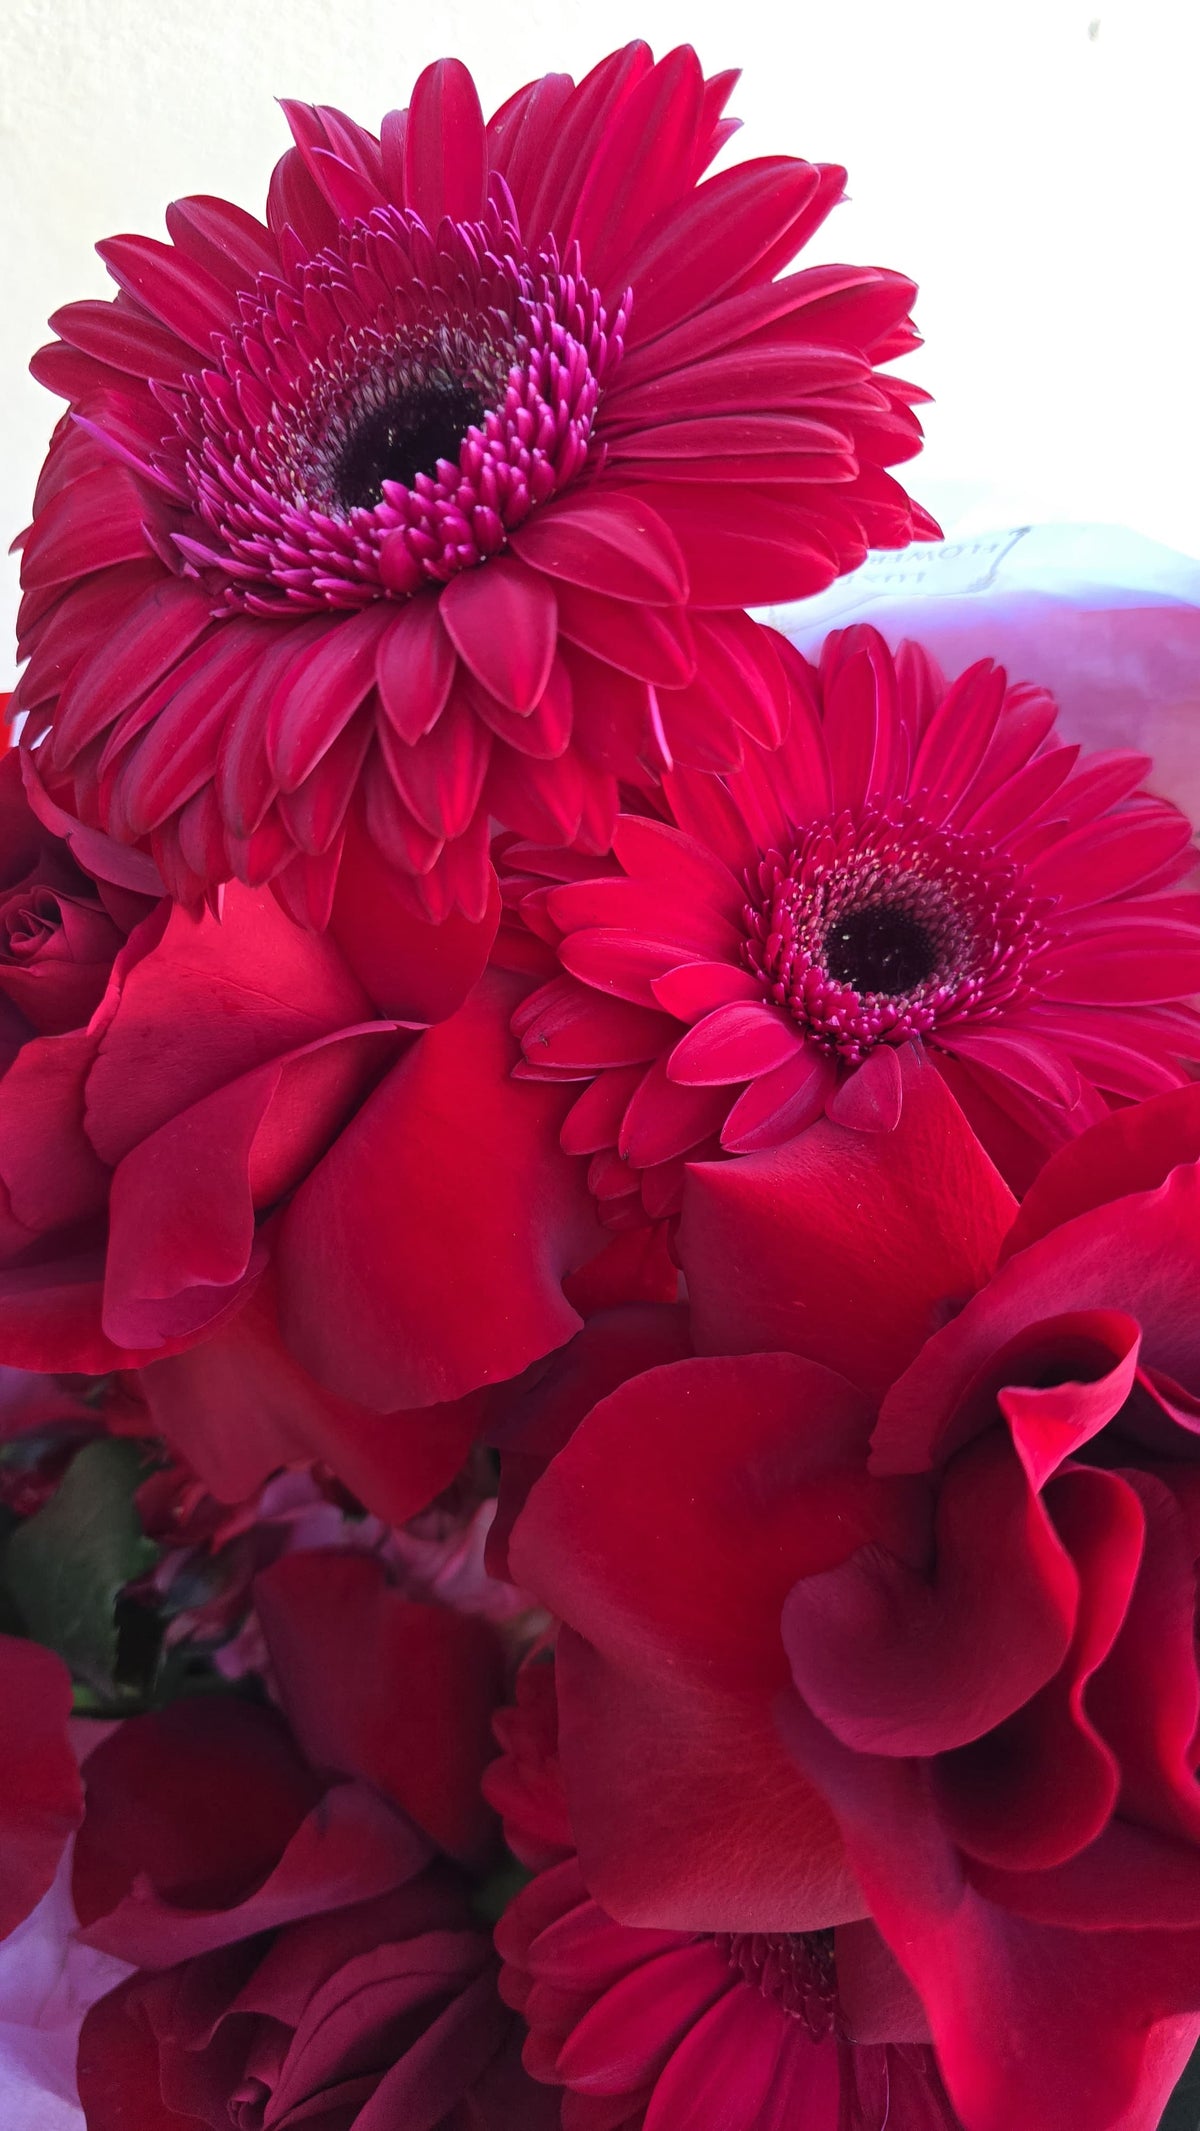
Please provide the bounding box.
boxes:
[15,47,935,924]
[487,1657,963,2131]
[512,624,1200,1220]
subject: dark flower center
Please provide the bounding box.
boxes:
[330,376,490,512]
[294,322,519,522]
[743,807,1040,1063]
[822,900,943,997]
[717,1927,839,2040]
[2,888,62,957]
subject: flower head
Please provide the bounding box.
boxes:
[17,47,933,923]
[512,625,1200,1218]
[488,1654,962,2131]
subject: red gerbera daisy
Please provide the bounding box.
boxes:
[511,624,1200,1219]
[487,1657,962,2131]
[15,46,934,924]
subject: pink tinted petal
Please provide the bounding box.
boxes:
[512,492,688,605]
[619,1057,730,1165]
[651,959,762,1020]
[94,235,232,351]
[667,1000,804,1085]
[375,598,457,744]
[404,59,488,223]
[640,1981,802,2131]
[440,558,558,714]
[825,1044,904,1131]
[721,1045,837,1153]
[1003,1081,1200,1262]
[556,1942,729,2092]
[934,1463,1139,1873]
[935,1026,1082,1110]
[560,930,704,1009]
[329,819,499,1022]
[875,1159,1200,1474]
[137,1269,479,1521]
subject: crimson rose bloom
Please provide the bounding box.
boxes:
[74,1550,550,2129]
[486,1653,961,2131]
[0,766,600,1487]
[508,1064,1200,2131]
[17,45,933,922]
[513,623,1200,1217]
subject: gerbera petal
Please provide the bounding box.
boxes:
[667,1001,805,1085]
[620,158,824,344]
[266,609,392,791]
[404,59,489,225]
[619,1058,732,1165]
[375,597,457,744]
[95,234,232,353]
[48,297,194,381]
[485,74,575,221]
[555,583,696,687]
[440,557,558,713]
[638,483,841,606]
[935,1028,1083,1111]
[47,580,215,772]
[721,1046,836,1153]
[380,688,492,842]
[570,45,707,289]
[19,467,150,593]
[1027,805,1194,907]
[511,492,688,605]
[825,1044,905,1132]
[164,194,280,291]
[561,930,705,1008]
[651,961,762,1021]
[557,1943,730,2092]
[523,44,655,245]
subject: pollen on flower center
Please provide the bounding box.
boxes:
[716,1928,840,2040]
[744,807,1040,1062]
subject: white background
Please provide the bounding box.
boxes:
[2,0,1197,685]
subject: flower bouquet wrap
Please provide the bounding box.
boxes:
[1,39,1199,2131]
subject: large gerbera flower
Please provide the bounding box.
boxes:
[15,47,934,924]
[512,624,1200,1218]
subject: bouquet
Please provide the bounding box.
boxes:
[2,43,1200,2131]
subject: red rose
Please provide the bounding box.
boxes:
[0,781,598,1511]
[509,1064,1200,2131]
[74,1550,549,2128]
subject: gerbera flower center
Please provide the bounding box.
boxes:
[822,896,948,996]
[745,807,1040,1063]
[170,202,626,613]
[717,1928,840,2040]
[326,373,490,514]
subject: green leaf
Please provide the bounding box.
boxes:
[3,1439,159,1697]
[1161,2039,1200,2131]
[471,1851,533,1927]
